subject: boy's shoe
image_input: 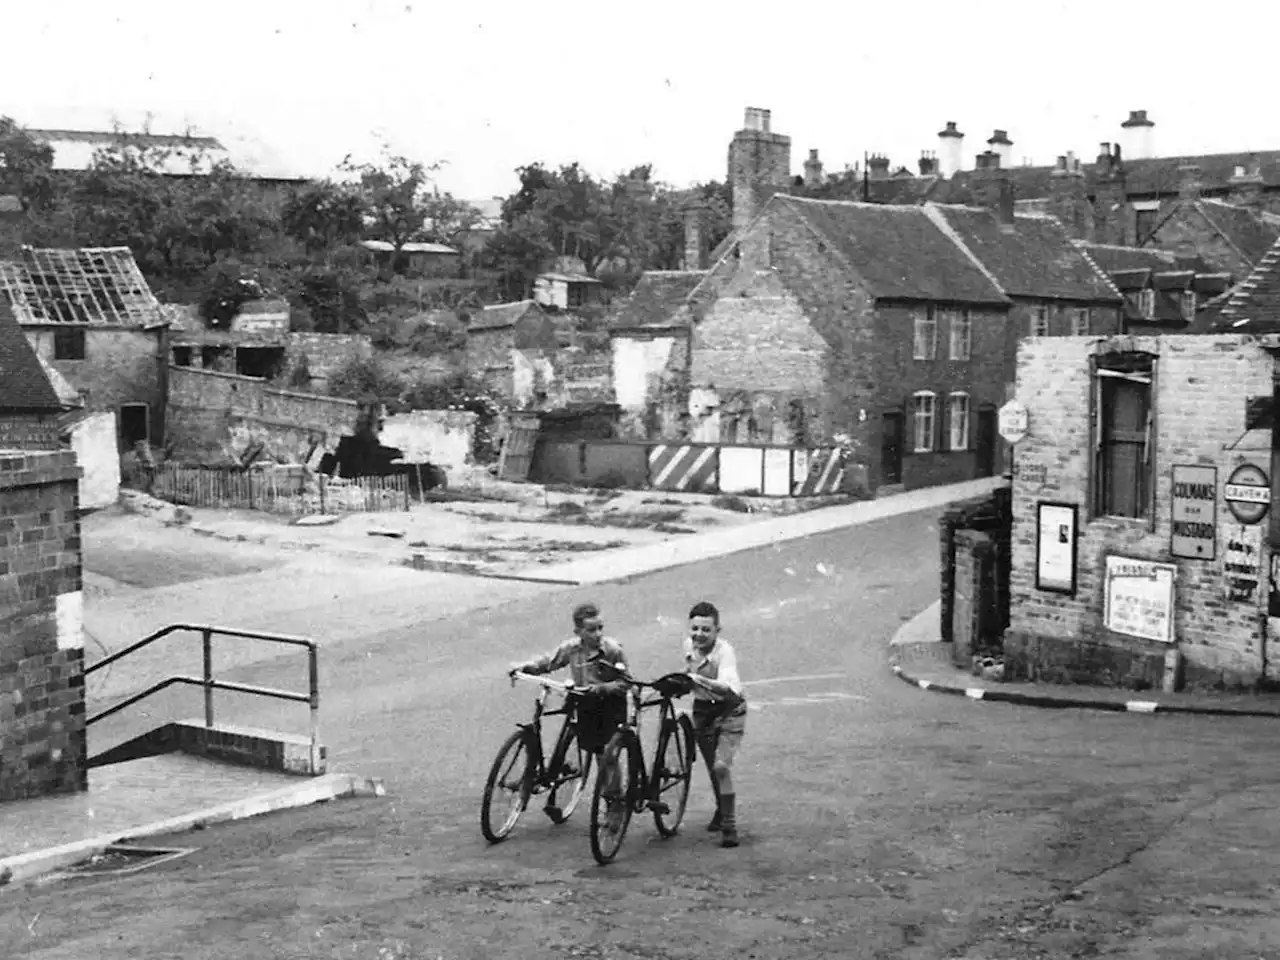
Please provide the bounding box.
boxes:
[543,804,563,821]
[721,827,740,848]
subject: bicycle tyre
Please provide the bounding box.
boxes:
[653,714,695,837]
[590,730,637,865]
[547,724,593,824]
[481,729,533,844]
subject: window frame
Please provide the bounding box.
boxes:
[1180,290,1196,320]
[912,390,937,453]
[948,309,971,361]
[1030,304,1050,337]
[1071,307,1091,336]
[53,326,86,361]
[913,308,938,360]
[1090,354,1156,524]
[1139,289,1155,319]
[948,392,971,451]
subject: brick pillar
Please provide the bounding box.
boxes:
[953,529,994,669]
[0,449,87,802]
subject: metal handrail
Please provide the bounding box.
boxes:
[85,623,320,773]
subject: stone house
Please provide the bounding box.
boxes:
[533,256,606,312]
[168,299,291,378]
[465,300,558,404]
[1005,332,1280,691]
[671,192,1120,492]
[360,240,460,279]
[3,246,168,451]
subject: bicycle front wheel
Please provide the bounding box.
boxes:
[653,714,695,837]
[590,731,637,865]
[481,730,533,844]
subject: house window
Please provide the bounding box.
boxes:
[1139,289,1155,319]
[948,393,971,451]
[1135,209,1157,243]
[53,327,86,360]
[1030,305,1050,337]
[1094,356,1154,519]
[948,310,971,361]
[1071,308,1091,336]
[912,391,936,452]
[913,309,937,360]
[1180,290,1196,320]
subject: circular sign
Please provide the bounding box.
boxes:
[1224,463,1271,525]
[998,399,1029,445]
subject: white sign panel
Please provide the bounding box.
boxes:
[1036,502,1077,593]
[998,399,1029,445]
[1223,524,1262,603]
[1104,556,1177,644]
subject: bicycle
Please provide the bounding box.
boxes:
[481,672,593,844]
[589,671,697,865]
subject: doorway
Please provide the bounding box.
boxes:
[975,406,997,478]
[119,403,150,450]
[881,412,904,485]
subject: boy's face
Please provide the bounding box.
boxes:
[575,616,604,649]
[689,615,719,655]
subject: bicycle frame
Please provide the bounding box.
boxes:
[620,682,685,808]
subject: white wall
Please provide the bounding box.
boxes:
[611,336,677,411]
[379,410,478,475]
[69,412,120,509]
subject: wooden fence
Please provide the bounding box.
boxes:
[153,464,410,515]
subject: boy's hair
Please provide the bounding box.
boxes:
[688,601,720,625]
[572,602,601,627]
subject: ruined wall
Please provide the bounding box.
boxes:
[0,449,86,803]
[166,366,361,464]
[285,332,372,388]
[1007,334,1275,690]
[379,410,477,475]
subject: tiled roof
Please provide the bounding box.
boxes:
[1193,199,1280,266]
[998,151,1280,200]
[1074,242,1180,274]
[928,205,1119,301]
[469,299,541,332]
[609,271,703,329]
[0,298,63,410]
[0,247,162,326]
[1217,235,1280,331]
[777,196,1008,305]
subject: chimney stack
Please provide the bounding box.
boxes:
[986,129,1013,168]
[937,121,964,179]
[997,178,1015,230]
[1120,109,1155,160]
[744,107,771,133]
[974,150,1001,170]
[683,202,708,271]
[729,106,792,235]
[919,151,938,176]
[867,154,891,179]
[803,148,824,188]
[1229,155,1264,207]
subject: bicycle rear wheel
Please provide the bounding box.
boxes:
[653,714,695,837]
[481,730,533,843]
[590,731,637,865]
[547,725,593,824]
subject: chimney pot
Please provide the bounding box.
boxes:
[809,148,819,160]
[937,121,965,178]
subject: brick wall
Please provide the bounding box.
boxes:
[1008,334,1275,690]
[167,366,361,464]
[0,449,87,802]
[0,413,62,450]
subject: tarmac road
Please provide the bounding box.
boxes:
[7,507,1280,959]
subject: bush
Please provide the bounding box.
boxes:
[327,355,405,403]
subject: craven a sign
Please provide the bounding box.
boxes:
[1170,465,1216,560]
[1104,556,1176,644]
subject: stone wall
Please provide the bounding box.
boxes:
[0,449,86,803]
[167,366,361,464]
[379,410,477,475]
[1007,334,1275,690]
[285,332,372,388]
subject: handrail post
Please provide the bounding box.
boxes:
[308,646,321,773]
[202,627,214,728]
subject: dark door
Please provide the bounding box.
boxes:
[119,403,150,450]
[975,407,997,478]
[881,412,903,485]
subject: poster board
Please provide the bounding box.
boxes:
[1035,502,1078,595]
[1104,556,1176,643]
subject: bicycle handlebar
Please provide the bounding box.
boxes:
[509,671,574,692]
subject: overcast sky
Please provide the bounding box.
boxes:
[5,1,1277,204]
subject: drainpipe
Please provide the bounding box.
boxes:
[1261,610,1270,687]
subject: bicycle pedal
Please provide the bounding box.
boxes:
[648,801,670,815]
[543,805,563,821]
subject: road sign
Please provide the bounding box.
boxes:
[1224,463,1270,525]
[998,400,1029,445]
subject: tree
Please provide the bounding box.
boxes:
[280,181,367,257]
[0,117,56,214]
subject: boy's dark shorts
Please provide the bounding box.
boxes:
[575,692,628,754]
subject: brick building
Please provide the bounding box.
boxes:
[0,447,87,802]
[1005,333,1280,691]
[0,297,67,449]
[4,247,168,451]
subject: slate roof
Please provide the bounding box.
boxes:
[468,299,542,332]
[1075,242,1181,274]
[776,196,1008,305]
[0,247,162,326]
[609,271,703,330]
[1216,235,1280,332]
[927,205,1119,301]
[997,150,1280,200]
[0,298,63,410]
[1186,199,1280,266]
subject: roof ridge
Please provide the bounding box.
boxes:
[1220,235,1280,316]
[1072,244,1126,300]
[779,194,920,212]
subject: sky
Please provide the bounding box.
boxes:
[5,0,1279,208]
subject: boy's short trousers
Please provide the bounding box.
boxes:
[692,700,747,768]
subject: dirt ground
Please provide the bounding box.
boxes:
[119,478,848,575]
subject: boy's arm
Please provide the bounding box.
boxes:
[510,641,572,677]
[689,645,743,699]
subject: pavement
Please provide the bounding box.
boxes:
[0,473,1039,889]
[890,601,1280,718]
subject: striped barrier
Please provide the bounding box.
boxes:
[648,444,719,492]
[792,448,845,496]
